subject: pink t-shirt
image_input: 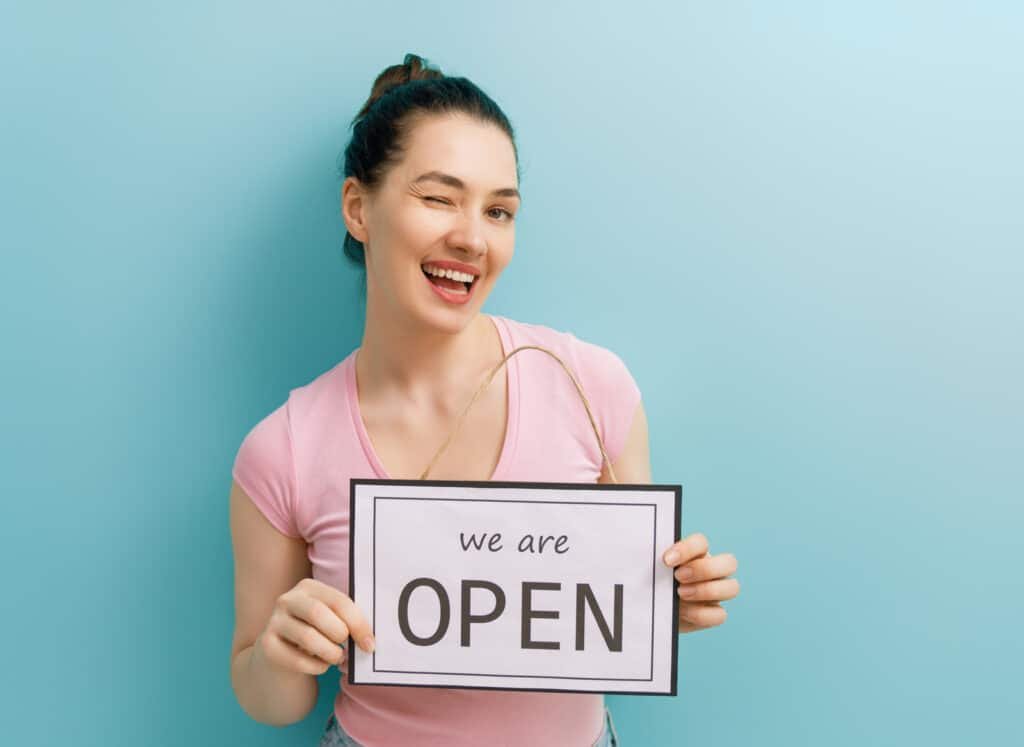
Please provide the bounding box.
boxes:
[232,314,642,747]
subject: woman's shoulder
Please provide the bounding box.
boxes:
[271,350,356,424]
[497,314,628,361]
[496,313,587,353]
[496,314,640,394]
[497,314,642,466]
[234,351,354,458]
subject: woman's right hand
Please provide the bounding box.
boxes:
[253,578,375,676]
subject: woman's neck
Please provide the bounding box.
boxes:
[356,309,498,409]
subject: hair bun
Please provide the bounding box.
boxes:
[401,52,443,82]
[355,53,444,120]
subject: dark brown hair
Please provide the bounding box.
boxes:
[340,53,520,271]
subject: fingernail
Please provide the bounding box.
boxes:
[677,567,694,580]
[664,551,679,565]
[361,636,375,653]
[678,585,696,598]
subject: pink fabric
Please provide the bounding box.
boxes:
[232,314,642,747]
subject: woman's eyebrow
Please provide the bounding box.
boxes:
[412,170,521,200]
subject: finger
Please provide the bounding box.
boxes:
[679,601,727,628]
[263,629,334,675]
[319,588,375,653]
[677,577,740,602]
[277,614,346,666]
[286,591,351,646]
[662,533,709,567]
[674,553,738,583]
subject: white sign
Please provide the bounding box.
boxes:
[348,478,681,695]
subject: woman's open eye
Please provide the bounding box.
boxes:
[489,207,515,222]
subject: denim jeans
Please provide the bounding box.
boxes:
[317,706,620,747]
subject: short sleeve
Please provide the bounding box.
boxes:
[568,334,643,467]
[231,399,302,539]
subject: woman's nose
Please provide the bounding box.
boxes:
[448,210,488,257]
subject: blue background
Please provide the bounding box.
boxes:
[3,2,1020,745]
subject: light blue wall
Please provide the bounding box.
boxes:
[3,2,1020,745]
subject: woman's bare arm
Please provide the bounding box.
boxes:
[228,479,318,725]
[598,400,652,485]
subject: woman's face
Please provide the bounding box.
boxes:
[344,113,520,332]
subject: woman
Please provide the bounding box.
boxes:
[229,53,740,747]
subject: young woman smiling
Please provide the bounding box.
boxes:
[229,53,740,747]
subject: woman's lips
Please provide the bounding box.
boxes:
[423,269,476,305]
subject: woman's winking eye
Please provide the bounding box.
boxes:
[422,196,514,222]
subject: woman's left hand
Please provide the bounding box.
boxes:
[661,532,739,633]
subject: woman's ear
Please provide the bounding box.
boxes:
[341,177,369,244]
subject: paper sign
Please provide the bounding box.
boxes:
[348,478,681,695]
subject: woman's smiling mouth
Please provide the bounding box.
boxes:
[422,262,478,304]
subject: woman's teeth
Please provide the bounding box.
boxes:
[421,263,476,295]
[422,264,475,284]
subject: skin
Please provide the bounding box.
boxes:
[230,112,739,725]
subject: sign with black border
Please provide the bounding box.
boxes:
[348,478,681,695]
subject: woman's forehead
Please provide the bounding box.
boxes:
[399,116,517,187]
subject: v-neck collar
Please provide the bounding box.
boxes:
[345,314,520,481]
